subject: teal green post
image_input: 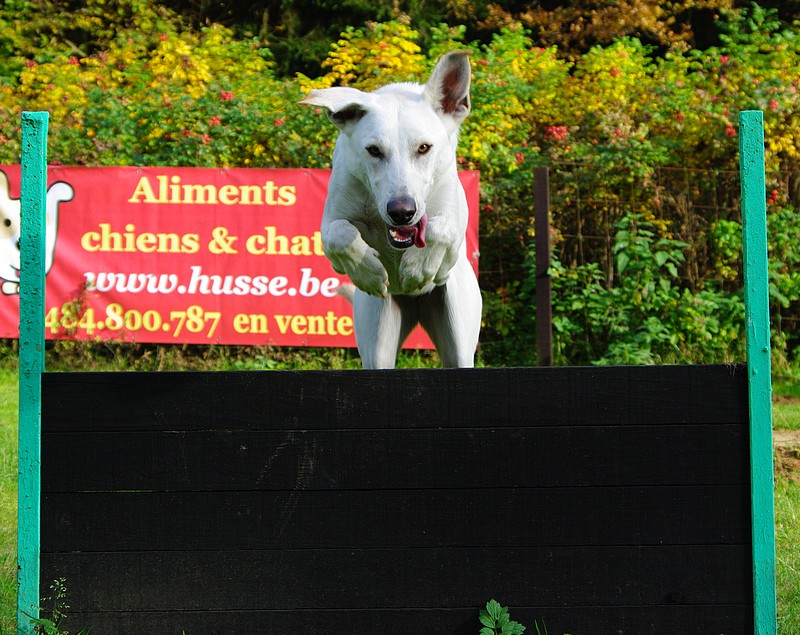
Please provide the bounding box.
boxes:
[738,110,777,635]
[17,112,48,632]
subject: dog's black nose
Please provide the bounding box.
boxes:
[387,196,416,226]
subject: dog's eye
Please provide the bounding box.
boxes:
[418,144,432,155]
[3,219,10,227]
[366,145,383,158]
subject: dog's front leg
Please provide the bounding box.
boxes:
[323,218,390,298]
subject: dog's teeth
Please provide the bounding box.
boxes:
[389,227,413,243]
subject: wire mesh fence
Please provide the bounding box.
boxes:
[551,163,743,289]
[476,161,800,365]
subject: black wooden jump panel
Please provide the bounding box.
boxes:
[40,365,752,634]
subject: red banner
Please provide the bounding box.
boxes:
[0,166,479,347]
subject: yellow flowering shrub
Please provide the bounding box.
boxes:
[299,21,426,91]
[15,57,95,121]
[464,27,570,174]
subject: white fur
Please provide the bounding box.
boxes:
[301,51,481,368]
[0,171,73,294]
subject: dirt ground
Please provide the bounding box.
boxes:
[774,428,800,482]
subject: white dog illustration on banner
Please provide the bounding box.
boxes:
[0,170,73,294]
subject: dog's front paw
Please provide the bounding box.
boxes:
[396,247,448,295]
[323,219,389,297]
[343,248,390,298]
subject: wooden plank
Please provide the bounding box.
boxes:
[42,424,748,491]
[41,485,750,551]
[39,364,753,633]
[739,109,777,635]
[41,365,748,432]
[57,605,754,635]
[18,111,49,631]
[41,545,751,611]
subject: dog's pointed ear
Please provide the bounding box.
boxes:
[299,87,369,131]
[423,50,471,126]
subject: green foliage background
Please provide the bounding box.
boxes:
[1,1,799,371]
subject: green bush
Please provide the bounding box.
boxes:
[0,2,798,369]
[546,214,746,365]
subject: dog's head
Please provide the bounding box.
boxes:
[300,50,471,250]
[0,170,73,293]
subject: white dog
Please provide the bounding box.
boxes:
[300,51,482,368]
[0,170,73,294]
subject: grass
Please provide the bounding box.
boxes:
[0,351,798,634]
[774,377,800,432]
[1,367,18,635]
[774,397,800,431]
[776,477,800,635]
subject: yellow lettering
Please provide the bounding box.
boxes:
[218,185,240,205]
[169,175,181,204]
[279,185,297,206]
[81,231,99,251]
[249,314,269,333]
[274,315,292,334]
[233,314,250,333]
[263,181,278,205]
[266,227,288,254]
[312,231,324,256]
[246,228,325,257]
[79,223,199,254]
[234,313,269,334]
[98,223,122,251]
[290,235,312,256]
[156,234,180,253]
[290,315,308,334]
[127,176,159,203]
[337,315,353,336]
[306,314,324,335]
[273,312,354,336]
[182,184,218,204]
[181,234,201,254]
[135,233,157,253]
[245,234,265,255]
[240,185,263,205]
[128,175,299,206]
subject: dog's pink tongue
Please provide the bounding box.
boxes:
[414,214,428,248]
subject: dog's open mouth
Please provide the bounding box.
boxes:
[388,213,427,249]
